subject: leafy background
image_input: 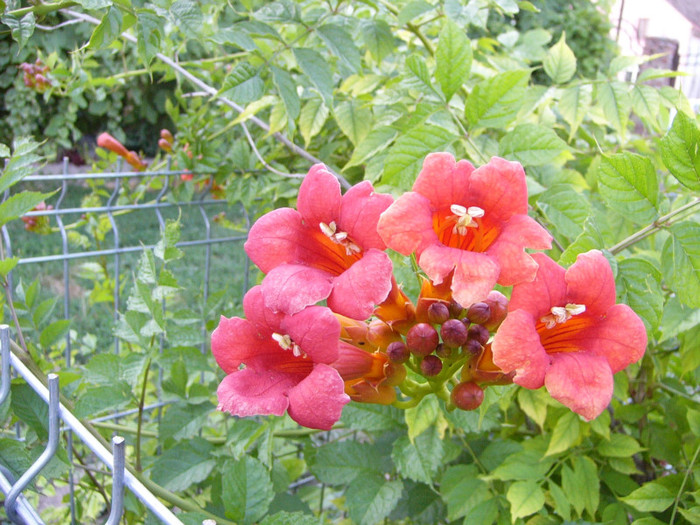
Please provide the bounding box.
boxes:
[1,0,699,524]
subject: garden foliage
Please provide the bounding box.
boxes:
[1,0,700,524]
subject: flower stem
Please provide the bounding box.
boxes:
[135,355,152,472]
[669,440,700,525]
[608,197,700,255]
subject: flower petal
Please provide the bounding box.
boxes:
[545,352,613,421]
[243,285,284,333]
[468,157,528,221]
[340,181,394,251]
[412,152,474,208]
[297,164,342,228]
[565,250,616,317]
[287,364,350,430]
[487,214,552,286]
[491,309,549,389]
[216,367,295,417]
[245,208,304,273]
[587,303,647,372]
[211,315,266,373]
[377,192,435,255]
[261,264,333,315]
[282,306,341,364]
[327,249,393,319]
[508,253,567,319]
[419,244,499,307]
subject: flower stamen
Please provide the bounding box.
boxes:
[448,204,485,236]
[540,303,586,329]
[320,221,361,256]
[272,332,307,358]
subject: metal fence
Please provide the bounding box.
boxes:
[0,158,253,524]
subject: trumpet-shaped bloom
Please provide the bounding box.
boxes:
[377,153,552,307]
[211,286,349,430]
[245,164,394,320]
[491,251,647,420]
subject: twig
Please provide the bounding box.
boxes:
[608,197,700,254]
[35,19,83,31]
[60,9,352,189]
[669,440,700,525]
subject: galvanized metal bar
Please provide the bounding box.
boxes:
[20,197,228,218]
[0,465,45,525]
[7,352,184,524]
[5,374,60,523]
[0,325,9,408]
[105,436,125,525]
[198,183,212,359]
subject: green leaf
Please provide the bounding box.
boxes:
[631,85,661,130]
[543,32,576,83]
[344,126,398,169]
[11,383,49,439]
[1,12,35,50]
[562,456,599,517]
[317,24,361,73]
[405,54,437,95]
[545,411,581,456]
[507,480,545,523]
[159,402,212,442]
[76,0,112,8]
[660,110,700,190]
[271,66,300,120]
[391,427,443,484]
[517,388,548,429]
[339,402,404,431]
[597,153,659,224]
[398,0,435,25]
[499,124,569,166]
[223,456,274,525]
[0,144,9,158]
[0,257,18,279]
[597,81,631,137]
[74,383,132,419]
[299,97,329,147]
[548,481,571,521]
[334,101,371,146]
[558,218,604,266]
[260,512,317,525]
[488,447,553,481]
[598,433,643,458]
[150,437,215,492]
[346,474,403,525]
[440,464,490,521]
[0,138,43,194]
[405,395,443,442]
[382,124,456,189]
[39,319,71,348]
[293,48,334,106]
[435,18,472,102]
[170,0,202,38]
[0,191,54,228]
[537,185,590,241]
[310,441,384,485]
[361,19,395,63]
[661,221,700,308]
[154,219,183,262]
[221,62,263,105]
[465,69,530,130]
[559,84,592,139]
[621,481,675,512]
[136,10,163,67]
[0,438,33,479]
[88,6,123,49]
[616,258,663,332]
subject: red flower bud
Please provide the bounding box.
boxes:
[483,291,508,330]
[467,302,491,324]
[464,338,483,357]
[97,132,130,158]
[449,299,464,318]
[467,325,489,346]
[406,323,439,357]
[427,302,450,324]
[451,382,484,411]
[160,129,174,144]
[435,343,452,358]
[386,341,410,364]
[440,318,468,348]
[420,355,442,377]
[158,138,172,153]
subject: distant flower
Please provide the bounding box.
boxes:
[378,153,552,308]
[212,286,349,430]
[491,251,647,420]
[245,164,394,320]
[96,132,147,171]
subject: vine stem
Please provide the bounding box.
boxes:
[0,237,28,352]
[60,9,353,189]
[669,440,700,525]
[608,197,700,255]
[135,355,152,472]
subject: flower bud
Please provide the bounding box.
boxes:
[435,343,452,358]
[386,341,410,364]
[483,291,508,330]
[464,338,483,357]
[406,323,439,357]
[467,302,491,324]
[160,128,174,144]
[420,355,442,377]
[427,302,450,324]
[467,325,489,346]
[158,138,173,153]
[451,382,484,411]
[440,318,468,348]
[448,299,463,318]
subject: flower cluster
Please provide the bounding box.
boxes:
[212,153,647,429]
[19,60,51,92]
